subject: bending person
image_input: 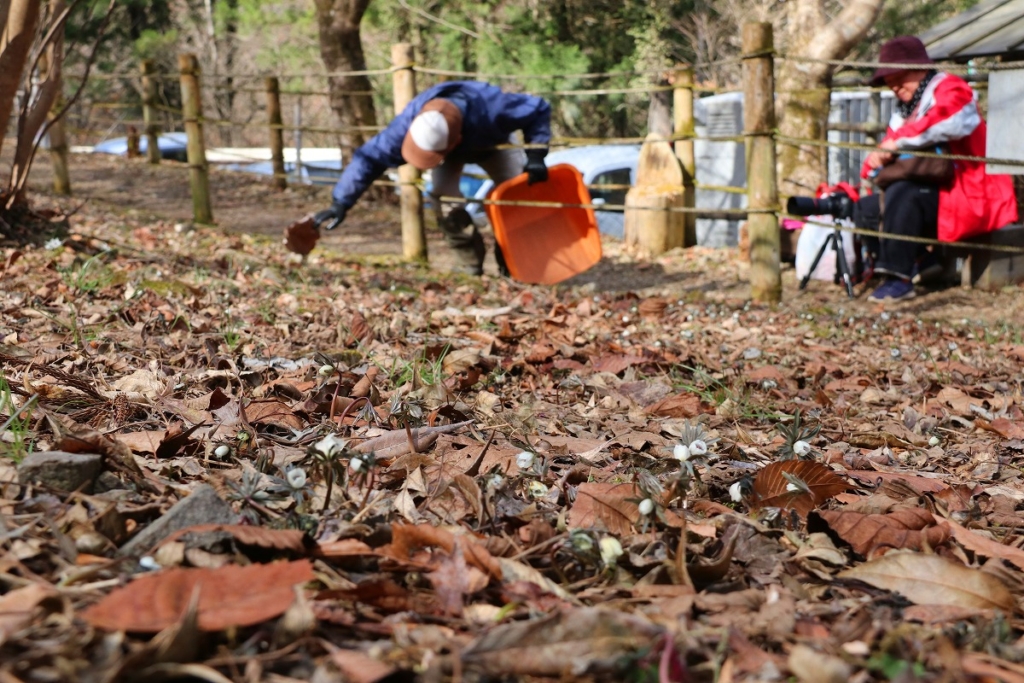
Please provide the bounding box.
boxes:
[856,35,1017,302]
[314,81,551,276]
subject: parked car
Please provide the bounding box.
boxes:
[93,132,189,162]
[223,159,343,186]
[450,145,640,238]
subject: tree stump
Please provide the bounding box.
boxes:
[624,134,686,256]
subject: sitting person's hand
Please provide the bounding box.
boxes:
[865,139,898,171]
[524,148,548,185]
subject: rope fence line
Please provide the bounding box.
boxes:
[775,135,1024,170]
[787,214,1024,256]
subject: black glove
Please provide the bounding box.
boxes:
[524,148,548,185]
[313,203,347,230]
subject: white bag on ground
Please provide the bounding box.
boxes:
[795,216,856,281]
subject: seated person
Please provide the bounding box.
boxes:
[856,35,1018,302]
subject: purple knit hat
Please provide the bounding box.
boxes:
[871,36,934,86]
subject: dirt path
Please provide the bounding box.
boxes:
[12,147,1024,324]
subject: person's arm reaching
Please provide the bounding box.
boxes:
[318,123,407,229]
[497,92,552,184]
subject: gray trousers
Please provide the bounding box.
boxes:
[428,142,525,274]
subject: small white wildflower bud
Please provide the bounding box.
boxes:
[314,433,347,458]
[729,481,744,503]
[638,498,655,516]
[599,537,624,567]
[673,444,691,462]
[485,473,504,489]
[318,364,335,376]
[138,556,160,571]
[213,444,231,458]
[571,531,595,553]
[785,482,801,493]
[237,432,250,442]
[793,440,812,457]
[45,238,64,250]
[286,468,307,489]
[689,439,708,456]
[349,456,365,473]
[526,481,549,499]
[928,435,941,447]
[516,451,535,469]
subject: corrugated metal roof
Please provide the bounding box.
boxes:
[920,0,1024,60]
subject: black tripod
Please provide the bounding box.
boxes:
[798,220,856,299]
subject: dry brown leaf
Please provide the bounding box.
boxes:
[384,523,500,578]
[647,392,703,418]
[315,538,376,559]
[591,354,645,375]
[961,654,1024,683]
[809,508,950,557]
[0,583,58,646]
[243,399,304,431]
[55,418,142,474]
[568,482,640,535]
[115,429,165,455]
[283,217,319,256]
[326,645,399,683]
[80,560,315,632]
[838,551,1014,610]
[752,461,852,517]
[157,524,310,553]
[845,470,949,495]
[428,539,474,616]
[460,607,663,677]
[935,516,1024,571]
[353,420,473,458]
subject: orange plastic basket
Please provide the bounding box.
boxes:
[485,164,602,285]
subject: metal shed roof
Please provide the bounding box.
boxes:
[920,0,1024,60]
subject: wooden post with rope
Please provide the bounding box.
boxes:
[39,51,70,195]
[673,65,697,247]
[265,77,287,190]
[178,54,213,225]
[141,60,161,165]
[391,43,427,263]
[742,22,781,302]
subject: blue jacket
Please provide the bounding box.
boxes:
[330,81,551,210]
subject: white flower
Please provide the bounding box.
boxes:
[44,238,63,250]
[729,481,744,503]
[571,531,595,553]
[313,433,348,458]
[139,556,160,571]
[213,444,231,458]
[516,451,535,469]
[673,444,691,462]
[638,498,655,516]
[928,435,941,447]
[599,537,623,567]
[689,439,708,456]
[286,467,307,489]
[485,473,504,489]
[785,482,801,493]
[349,456,365,473]
[526,480,548,499]
[318,364,336,376]
[793,440,812,457]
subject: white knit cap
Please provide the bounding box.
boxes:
[408,110,450,152]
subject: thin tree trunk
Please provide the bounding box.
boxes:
[313,0,377,165]
[8,0,65,206]
[0,0,41,160]
[776,0,885,197]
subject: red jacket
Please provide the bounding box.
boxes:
[861,72,1018,242]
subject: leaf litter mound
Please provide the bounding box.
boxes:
[1,203,1024,682]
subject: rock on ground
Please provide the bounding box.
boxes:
[117,484,239,557]
[18,451,103,493]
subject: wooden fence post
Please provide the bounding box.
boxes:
[47,103,71,195]
[265,77,287,189]
[178,53,213,225]
[391,42,427,263]
[742,22,781,303]
[673,65,697,247]
[141,60,161,165]
[294,98,303,182]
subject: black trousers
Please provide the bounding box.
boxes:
[853,180,940,280]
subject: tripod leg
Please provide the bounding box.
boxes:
[799,233,836,291]
[834,229,855,298]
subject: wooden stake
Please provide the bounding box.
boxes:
[265,77,286,189]
[742,23,781,303]
[178,53,213,225]
[673,65,697,247]
[391,42,427,264]
[141,60,161,165]
[40,51,70,195]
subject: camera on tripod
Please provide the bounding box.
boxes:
[786,192,859,299]
[786,193,855,221]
